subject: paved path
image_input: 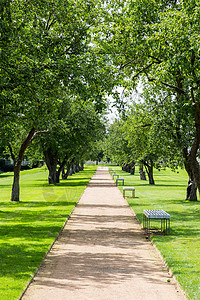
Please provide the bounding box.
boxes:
[22,167,186,300]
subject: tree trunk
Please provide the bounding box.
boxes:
[183,147,198,201]
[188,102,200,199]
[187,159,199,201]
[147,169,155,185]
[10,127,36,201]
[48,165,57,184]
[62,159,75,178]
[72,163,76,174]
[62,162,71,179]
[130,166,135,175]
[43,148,58,184]
[139,164,146,180]
[144,161,155,185]
[184,165,198,201]
[186,179,197,201]
[190,157,200,200]
[122,163,128,172]
[130,161,135,175]
[189,182,197,201]
[69,167,73,176]
[75,162,80,172]
[56,170,60,184]
[56,156,68,183]
[11,165,21,201]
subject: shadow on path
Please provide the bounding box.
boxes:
[22,167,186,300]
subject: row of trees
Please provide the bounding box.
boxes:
[99,0,200,201]
[2,0,200,201]
[105,98,193,191]
[0,0,116,201]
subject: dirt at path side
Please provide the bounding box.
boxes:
[22,167,187,300]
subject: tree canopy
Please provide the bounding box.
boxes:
[1,0,200,201]
[96,0,200,200]
[0,0,113,201]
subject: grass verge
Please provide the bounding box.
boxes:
[111,166,200,300]
[0,165,96,300]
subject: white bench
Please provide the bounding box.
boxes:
[123,187,135,198]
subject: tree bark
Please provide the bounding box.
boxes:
[182,102,200,200]
[62,159,75,178]
[130,161,135,175]
[186,157,199,201]
[189,102,200,198]
[186,179,197,201]
[62,161,71,179]
[10,127,36,201]
[183,147,198,201]
[56,156,68,183]
[144,160,155,185]
[75,162,80,172]
[11,165,21,202]
[72,163,76,174]
[139,164,146,180]
[43,148,58,184]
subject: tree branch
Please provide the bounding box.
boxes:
[144,70,191,100]
[8,143,16,163]
[148,55,162,64]
[30,130,50,143]
[132,62,155,80]
[160,81,190,100]
[119,58,137,70]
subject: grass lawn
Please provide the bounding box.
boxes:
[0,165,97,300]
[111,166,200,300]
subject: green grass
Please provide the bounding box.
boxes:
[0,165,97,300]
[111,166,200,300]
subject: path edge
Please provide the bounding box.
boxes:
[19,169,97,300]
[117,185,188,300]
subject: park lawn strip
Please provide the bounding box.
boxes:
[111,166,200,300]
[0,165,97,300]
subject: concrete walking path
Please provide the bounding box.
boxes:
[22,167,186,300]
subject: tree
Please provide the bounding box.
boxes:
[40,98,106,184]
[0,0,111,201]
[105,119,131,165]
[96,0,200,200]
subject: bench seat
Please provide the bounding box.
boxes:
[123,187,135,198]
[116,178,124,186]
[143,209,170,235]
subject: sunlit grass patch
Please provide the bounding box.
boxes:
[0,165,96,300]
[112,166,200,300]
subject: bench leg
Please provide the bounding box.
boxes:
[162,219,170,235]
[166,219,170,235]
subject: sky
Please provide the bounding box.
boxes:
[106,83,143,123]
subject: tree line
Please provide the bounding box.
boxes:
[0,0,115,201]
[99,0,200,201]
[1,0,200,201]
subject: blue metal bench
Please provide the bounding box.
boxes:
[116,178,124,186]
[113,174,119,180]
[143,209,170,235]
